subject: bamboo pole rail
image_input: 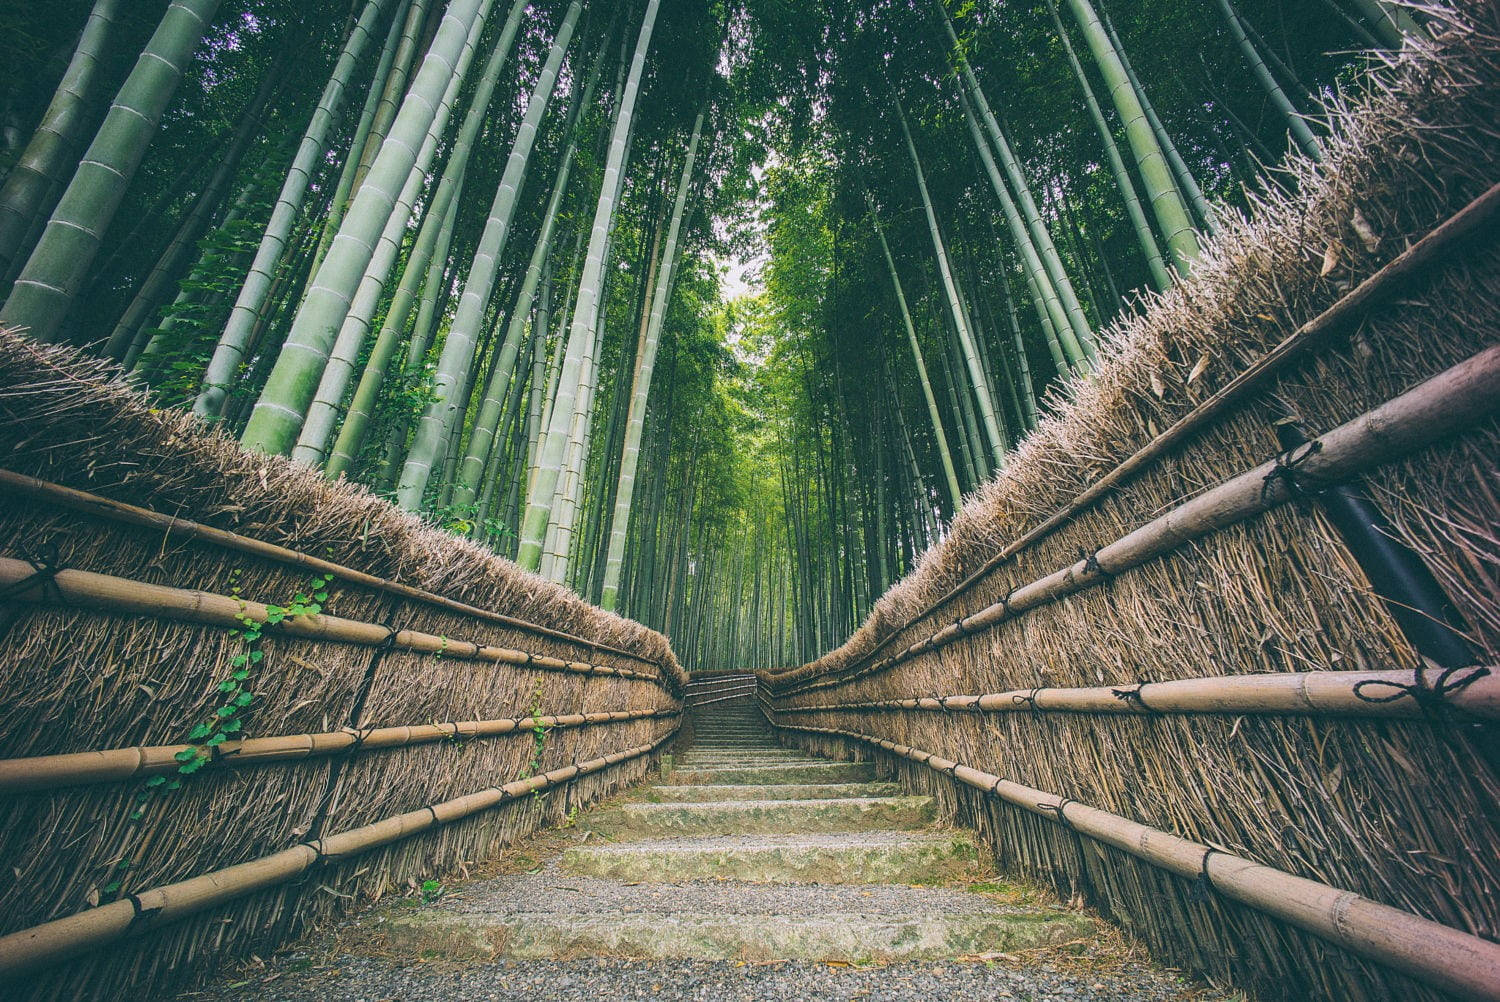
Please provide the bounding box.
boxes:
[0,733,672,978]
[785,183,1500,686]
[0,558,668,686]
[0,469,662,671]
[776,343,1500,694]
[0,708,677,794]
[776,666,1498,720]
[769,720,1500,1002]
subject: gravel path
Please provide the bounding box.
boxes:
[181,955,1217,1002]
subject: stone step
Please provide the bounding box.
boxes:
[680,746,806,756]
[562,831,980,884]
[643,782,903,802]
[676,753,828,766]
[374,909,1090,965]
[585,796,935,838]
[667,761,876,785]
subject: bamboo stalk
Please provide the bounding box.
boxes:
[0,558,669,686]
[0,708,676,793]
[771,722,1500,1002]
[0,469,665,672]
[770,182,1500,689]
[778,342,1500,693]
[0,735,671,978]
[776,666,1499,720]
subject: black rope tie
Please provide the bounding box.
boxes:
[987,777,1006,798]
[1112,682,1161,715]
[1079,548,1112,582]
[1038,797,1079,832]
[952,617,970,638]
[0,541,66,604]
[1352,665,1491,716]
[124,891,162,927]
[934,693,952,714]
[1189,848,1222,903]
[999,587,1014,619]
[1261,439,1324,508]
[1011,687,1043,715]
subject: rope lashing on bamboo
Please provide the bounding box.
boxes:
[0,732,673,979]
[0,707,679,793]
[765,182,1500,691]
[0,540,64,603]
[775,343,1500,695]
[773,666,1500,720]
[770,722,1500,1001]
[0,558,670,686]
[0,469,664,674]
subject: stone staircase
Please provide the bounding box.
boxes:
[337,698,1091,963]
[185,698,1215,1000]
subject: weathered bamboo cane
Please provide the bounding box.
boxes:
[772,722,1500,1001]
[776,666,1498,719]
[779,343,1500,694]
[781,182,1500,688]
[0,734,671,978]
[0,708,677,793]
[0,469,664,672]
[0,558,667,685]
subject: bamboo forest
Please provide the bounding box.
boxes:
[1,0,1496,1000]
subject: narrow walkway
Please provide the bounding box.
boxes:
[182,700,1218,1001]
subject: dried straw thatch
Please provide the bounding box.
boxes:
[763,3,1500,999]
[0,332,684,1000]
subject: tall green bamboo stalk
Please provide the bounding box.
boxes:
[1064,0,1201,270]
[240,0,494,456]
[194,0,396,419]
[599,109,704,610]
[893,92,1005,469]
[517,0,660,572]
[0,0,224,343]
[398,0,583,510]
[0,0,121,290]
[868,194,962,510]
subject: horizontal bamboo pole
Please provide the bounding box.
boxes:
[772,183,1500,687]
[686,690,760,709]
[0,558,669,687]
[684,675,756,689]
[777,666,1498,720]
[0,708,677,794]
[779,344,1500,694]
[0,732,672,979]
[774,721,1500,1001]
[0,469,662,671]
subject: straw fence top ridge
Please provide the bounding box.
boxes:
[0,332,687,693]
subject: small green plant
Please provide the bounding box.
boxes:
[420,879,444,903]
[519,678,548,797]
[562,804,581,828]
[108,570,335,898]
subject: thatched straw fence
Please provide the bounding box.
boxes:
[761,4,1500,1000]
[0,333,685,1001]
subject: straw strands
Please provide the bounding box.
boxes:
[763,4,1500,999]
[0,332,683,1000]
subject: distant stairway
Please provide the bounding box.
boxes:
[185,695,1214,1000]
